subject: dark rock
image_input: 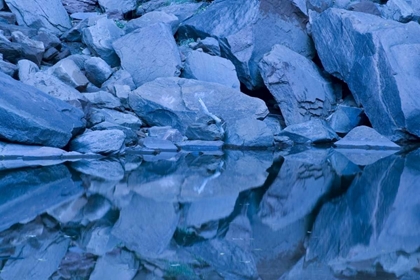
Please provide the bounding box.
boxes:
[90,249,139,280]
[142,137,178,152]
[0,72,85,147]
[62,0,97,14]
[278,119,339,144]
[334,126,400,150]
[48,196,88,224]
[42,47,59,61]
[32,29,61,49]
[327,105,364,134]
[113,23,181,87]
[157,2,204,22]
[279,257,338,280]
[185,116,224,141]
[225,118,274,148]
[82,194,112,222]
[176,140,224,152]
[70,129,126,154]
[0,59,16,76]
[0,11,16,24]
[148,126,184,142]
[4,0,72,34]
[126,11,179,34]
[0,36,43,65]
[259,44,336,126]
[311,9,420,141]
[84,56,113,87]
[61,17,90,42]
[0,22,37,37]
[98,0,136,14]
[378,0,413,22]
[192,37,221,56]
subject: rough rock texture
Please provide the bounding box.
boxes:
[84,91,122,109]
[62,0,97,14]
[312,9,420,141]
[113,23,182,87]
[48,59,89,89]
[225,118,274,147]
[278,119,339,144]
[327,105,364,134]
[0,35,44,66]
[379,0,413,23]
[84,57,113,87]
[4,0,72,34]
[89,249,139,280]
[185,116,224,141]
[69,129,125,154]
[259,44,336,126]
[98,0,136,14]
[126,11,179,34]
[0,72,85,148]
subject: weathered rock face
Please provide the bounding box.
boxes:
[69,129,126,154]
[98,0,136,14]
[179,0,314,90]
[334,126,401,150]
[278,119,339,144]
[4,0,72,34]
[0,72,85,148]
[62,0,98,14]
[113,23,182,87]
[225,118,274,147]
[259,44,336,126]
[312,9,420,141]
[126,11,179,34]
[327,105,364,134]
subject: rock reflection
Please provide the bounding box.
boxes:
[1,149,420,279]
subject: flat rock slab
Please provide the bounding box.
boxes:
[0,72,85,148]
[278,119,339,144]
[126,11,179,34]
[0,142,81,159]
[335,126,400,150]
[142,137,178,151]
[70,129,126,155]
[176,140,224,151]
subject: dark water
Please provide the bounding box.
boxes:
[0,147,419,280]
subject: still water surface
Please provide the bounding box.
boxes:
[0,147,419,279]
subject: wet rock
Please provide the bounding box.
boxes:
[0,142,77,159]
[88,108,142,131]
[182,49,240,89]
[48,59,89,90]
[176,140,224,152]
[112,194,179,258]
[327,105,364,134]
[90,249,139,280]
[62,0,98,14]
[191,37,221,56]
[379,0,413,23]
[328,150,361,176]
[142,137,178,152]
[0,72,85,147]
[70,129,125,155]
[225,118,274,148]
[82,16,124,67]
[84,56,113,87]
[278,119,339,144]
[83,195,112,222]
[312,9,420,141]
[98,0,136,14]
[335,126,400,150]
[334,148,399,166]
[126,11,179,34]
[259,44,336,126]
[185,116,224,141]
[101,69,136,91]
[129,78,268,135]
[84,91,122,109]
[48,196,88,224]
[70,159,125,181]
[148,126,184,142]
[4,0,71,34]
[113,23,181,87]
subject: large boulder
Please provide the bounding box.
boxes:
[0,72,85,148]
[179,0,314,90]
[125,11,179,34]
[4,0,72,34]
[69,129,125,154]
[278,119,339,144]
[312,9,420,141]
[113,23,182,87]
[259,44,336,126]
[98,0,136,14]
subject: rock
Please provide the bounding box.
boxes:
[82,224,120,255]
[311,9,420,141]
[0,11,16,24]
[0,0,4,10]
[328,150,361,176]
[126,11,179,34]
[70,159,125,181]
[98,0,136,14]
[111,194,179,258]
[335,126,400,150]
[101,69,136,91]
[129,78,268,135]
[182,49,240,89]
[62,0,97,14]
[327,105,364,134]
[70,12,100,20]
[0,72,85,147]
[192,37,221,56]
[148,126,184,142]
[0,35,43,65]
[82,194,112,222]
[48,196,88,224]
[61,17,90,42]
[4,0,72,34]
[279,119,339,144]
[142,137,178,152]
[259,44,336,126]
[225,118,274,147]
[179,0,314,90]
[84,91,122,109]
[70,129,126,154]
[0,59,16,76]
[348,1,382,16]
[263,114,283,135]
[48,59,89,90]
[185,116,224,141]
[90,249,139,280]
[112,85,131,108]
[83,16,124,67]
[279,257,337,280]
[379,0,413,23]
[335,148,399,166]
[176,140,224,152]
[32,29,61,50]
[88,108,142,131]
[0,22,37,37]
[84,57,113,87]
[407,0,420,21]
[157,2,204,22]
[113,23,182,87]
[0,142,79,160]
[92,122,138,146]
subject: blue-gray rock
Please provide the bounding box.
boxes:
[0,142,77,159]
[90,249,139,280]
[101,69,136,92]
[88,108,142,130]
[259,44,336,126]
[176,140,224,151]
[279,119,339,144]
[48,196,87,224]
[82,194,112,222]
[83,16,125,67]
[182,49,240,89]
[327,105,364,134]
[0,34,44,65]
[142,137,178,151]
[225,118,274,147]
[98,0,136,14]
[148,126,184,142]
[4,0,71,34]
[407,0,420,21]
[84,57,113,87]
[32,28,61,49]
[126,11,179,34]
[113,23,181,87]
[263,114,283,136]
[81,224,120,255]
[62,0,97,14]
[192,37,221,56]
[0,72,85,148]
[48,59,89,89]
[70,159,125,181]
[348,1,382,16]
[92,121,138,146]
[129,78,268,134]
[0,0,4,10]
[185,116,224,141]
[84,91,122,110]
[312,9,420,141]
[335,148,399,166]
[0,59,16,76]
[70,129,126,154]
[328,150,361,176]
[157,1,204,22]
[378,0,413,22]
[335,126,400,150]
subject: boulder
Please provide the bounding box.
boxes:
[0,72,85,148]
[334,126,400,150]
[225,118,274,147]
[176,140,224,152]
[129,78,268,135]
[84,91,122,109]
[311,9,420,141]
[84,57,113,87]
[278,119,339,144]
[185,116,224,141]
[327,105,364,134]
[126,11,179,34]
[4,0,72,34]
[142,137,178,152]
[88,108,142,131]
[182,49,240,89]
[70,159,125,181]
[98,0,136,14]
[259,44,336,126]
[48,59,89,90]
[82,16,125,67]
[113,23,182,87]
[179,0,314,90]
[378,0,413,23]
[89,249,139,280]
[101,69,136,92]
[92,122,138,146]
[0,59,16,76]
[62,0,97,14]
[0,35,43,65]
[191,37,221,56]
[69,129,126,154]
[148,126,184,142]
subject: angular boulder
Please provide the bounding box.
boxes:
[0,72,85,148]
[84,57,113,87]
[98,0,136,14]
[312,9,420,141]
[113,23,182,87]
[69,129,126,154]
[327,105,364,134]
[125,11,179,34]
[225,118,274,147]
[259,44,336,126]
[278,119,339,144]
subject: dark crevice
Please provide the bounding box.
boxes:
[240,83,281,115]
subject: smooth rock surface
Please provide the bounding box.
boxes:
[335,126,400,150]
[279,119,339,144]
[225,118,274,147]
[84,56,113,87]
[98,0,136,14]
[70,129,125,154]
[327,105,364,134]
[90,249,139,280]
[126,11,179,34]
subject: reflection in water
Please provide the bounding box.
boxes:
[0,148,419,279]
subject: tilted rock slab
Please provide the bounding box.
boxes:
[312,9,420,141]
[0,72,85,148]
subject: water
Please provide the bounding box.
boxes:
[0,147,419,279]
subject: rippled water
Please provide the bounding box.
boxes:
[0,147,419,280]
